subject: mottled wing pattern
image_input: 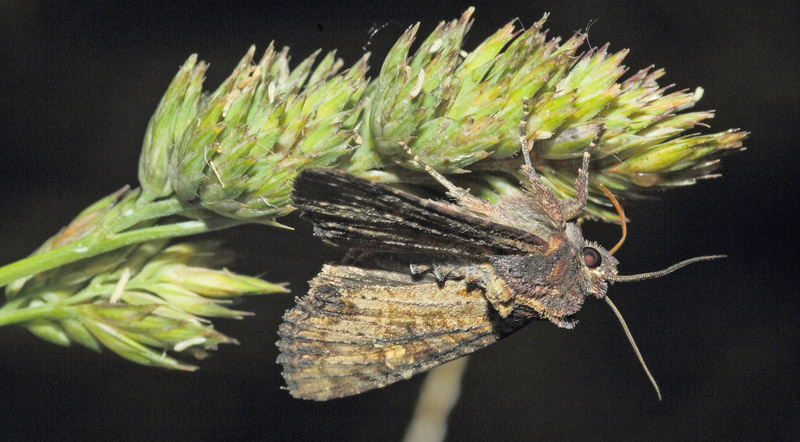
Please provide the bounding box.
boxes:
[291,169,547,259]
[276,264,536,400]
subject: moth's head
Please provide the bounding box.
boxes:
[582,240,618,299]
[565,223,618,299]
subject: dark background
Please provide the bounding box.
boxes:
[0,1,797,441]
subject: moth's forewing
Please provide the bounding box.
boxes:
[277,264,536,400]
[291,169,547,259]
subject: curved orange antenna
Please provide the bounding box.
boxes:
[599,185,626,255]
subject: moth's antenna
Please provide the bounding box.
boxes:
[520,97,533,168]
[598,185,626,255]
[607,255,726,282]
[604,296,662,401]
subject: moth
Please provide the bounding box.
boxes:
[277,99,721,401]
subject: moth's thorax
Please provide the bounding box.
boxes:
[486,223,619,327]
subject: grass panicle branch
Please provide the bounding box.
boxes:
[0,240,286,369]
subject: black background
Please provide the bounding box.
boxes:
[0,1,797,441]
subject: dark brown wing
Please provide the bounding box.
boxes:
[276,265,536,400]
[291,169,546,260]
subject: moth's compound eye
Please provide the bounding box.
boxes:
[583,247,601,268]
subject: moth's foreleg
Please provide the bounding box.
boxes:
[464,263,516,317]
[462,264,492,289]
[517,97,565,222]
[561,124,607,221]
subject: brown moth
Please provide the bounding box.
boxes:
[277,100,722,401]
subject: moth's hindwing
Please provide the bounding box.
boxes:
[276,264,535,400]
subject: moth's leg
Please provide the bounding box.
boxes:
[411,263,489,286]
[418,262,471,283]
[517,98,564,222]
[431,263,458,282]
[460,264,489,287]
[426,262,516,318]
[399,141,496,215]
[560,124,607,221]
[464,263,515,317]
[409,261,463,283]
[409,262,431,276]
